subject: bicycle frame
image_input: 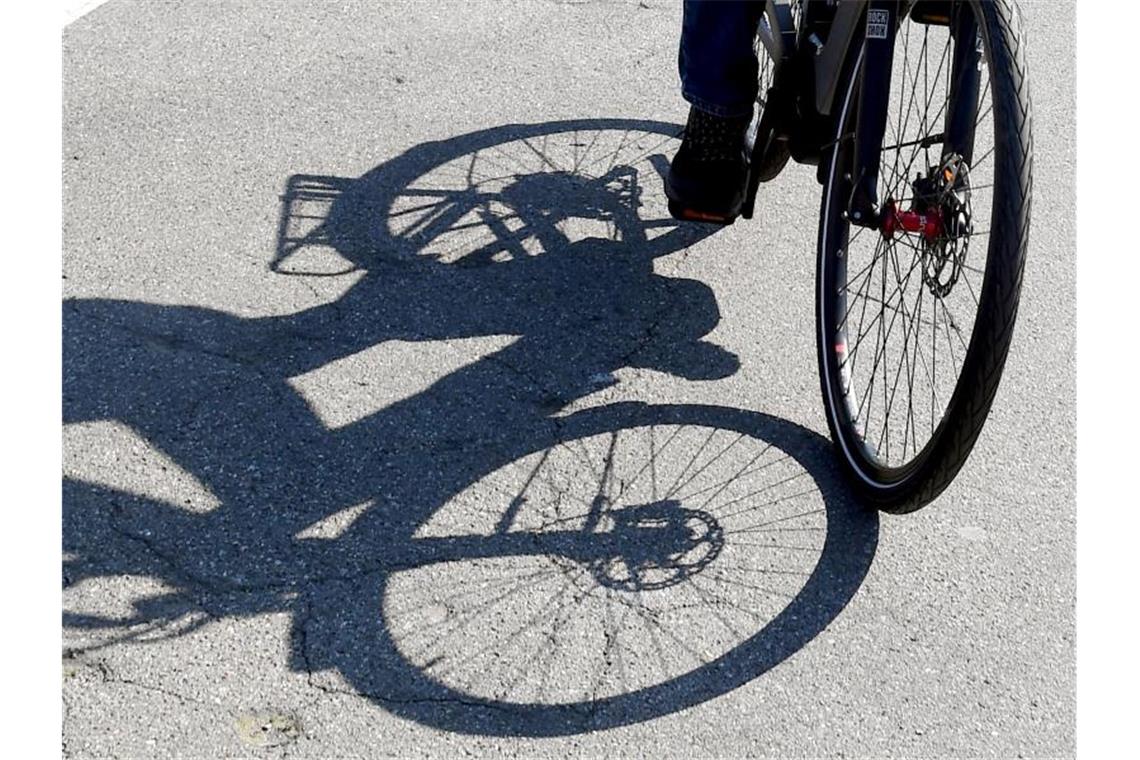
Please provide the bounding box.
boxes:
[754,0,983,227]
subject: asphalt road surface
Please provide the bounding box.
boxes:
[63,1,1074,757]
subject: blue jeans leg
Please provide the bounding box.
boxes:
[678,0,765,119]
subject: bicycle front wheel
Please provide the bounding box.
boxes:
[816,0,1032,513]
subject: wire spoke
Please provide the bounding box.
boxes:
[826,8,1003,467]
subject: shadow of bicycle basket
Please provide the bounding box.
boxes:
[63,118,878,738]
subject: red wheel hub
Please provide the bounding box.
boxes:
[880,200,943,241]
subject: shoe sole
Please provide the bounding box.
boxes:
[667,200,737,225]
[664,168,749,225]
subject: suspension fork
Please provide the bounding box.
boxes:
[847,1,899,228]
[943,2,981,164]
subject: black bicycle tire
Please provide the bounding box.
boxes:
[815,0,1033,513]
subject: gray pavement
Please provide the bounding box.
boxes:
[63,1,1075,757]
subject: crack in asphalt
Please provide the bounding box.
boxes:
[69,301,269,377]
[98,514,397,595]
[65,244,704,722]
[61,692,73,758]
[620,284,681,369]
[64,651,218,711]
[104,516,225,593]
[76,252,698,596]
[292,594,325,707]
[290,589,555,717]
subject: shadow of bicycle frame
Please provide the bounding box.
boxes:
[63,118,878,737]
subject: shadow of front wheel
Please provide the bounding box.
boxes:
[298,403,878,737]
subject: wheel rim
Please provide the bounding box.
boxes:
[827,5,997,476]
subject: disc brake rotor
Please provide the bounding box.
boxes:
[917,154,974,298]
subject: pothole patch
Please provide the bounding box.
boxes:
[233,711,302,748]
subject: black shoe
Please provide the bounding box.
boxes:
[665,106,751,224]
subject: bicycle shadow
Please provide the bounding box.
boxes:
[63,118,879,736]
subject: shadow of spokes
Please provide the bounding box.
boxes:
[63,118,877,739]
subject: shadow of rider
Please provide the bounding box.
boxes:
[63,122,735,598]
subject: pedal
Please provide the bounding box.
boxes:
[741,166,761,220]
[667,200,737,226]
[740,193,757,220]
